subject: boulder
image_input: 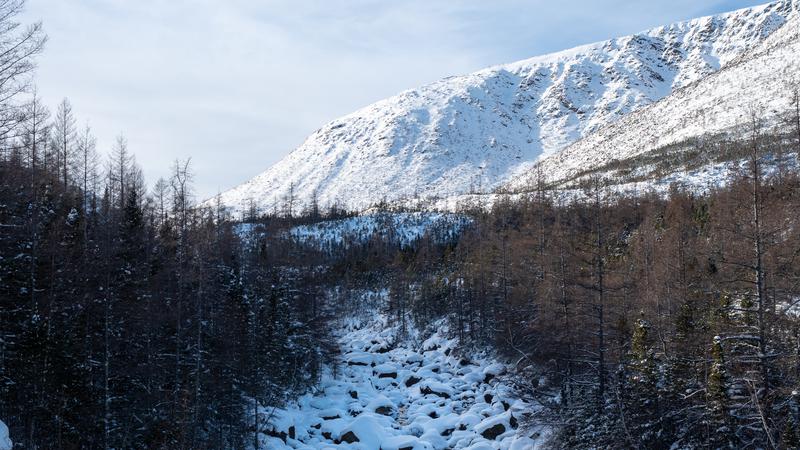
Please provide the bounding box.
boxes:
[405,376,421,387]
[340,431,359,444]
[421,386,450,399]
[375,406,394,416]
[480,423,506,440]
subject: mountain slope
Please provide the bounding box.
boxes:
[511,2,800,190]
[216,1,795,213]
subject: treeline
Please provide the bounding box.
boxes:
[373,128,800,447]
[0,5,333,449]
[0,127,334,448]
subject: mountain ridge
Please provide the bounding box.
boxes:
[213,1,796,213]
[513,0,800,191]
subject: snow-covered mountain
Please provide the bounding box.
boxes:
[511,3,800,190]
[216,1,796,213]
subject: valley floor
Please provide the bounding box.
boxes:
[259,315,547,449]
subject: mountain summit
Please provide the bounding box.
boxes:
[216,1,796,213]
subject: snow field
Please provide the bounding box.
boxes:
[0,420,11,450]
[258,317,546,449]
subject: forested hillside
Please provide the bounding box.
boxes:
[210,119,800,448]
[0,151,340,448]
[430,133,800,448]
[0,3,336,447]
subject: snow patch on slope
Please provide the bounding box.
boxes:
[290,213,471,250]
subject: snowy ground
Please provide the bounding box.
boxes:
[0,420,11,450]
[258,315,547,449]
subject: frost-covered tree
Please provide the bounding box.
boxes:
[51,97,75,188]
[0,0,45,140]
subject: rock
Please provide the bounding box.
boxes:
[484,393,493,403]
[349,390,358,399]
[378,372,397,379]
[406,354,423,364]
[405,376,421,387]
[421,386,450,399]
[510,414,518,429]
[340,416,384,447]
[269,430,287,442]
[288,426,295,440]
[480,423,506,440]
[322,414,340,421]
[375,406,394,416]
[340,431,360,444]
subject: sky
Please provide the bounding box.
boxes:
[23,0,765,200]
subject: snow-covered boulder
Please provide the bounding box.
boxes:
[373,363,399,379]
[474,411,518,441]
[419,380,454,399]
[345,351,382,367]
[260,407,297,441]
[406,353,423,364]
[510,436,539,450]
[367,395,396,416]
[482,363,506,383]
[405,375,422,387]
[381,435,434,450]
[338,415,386,447]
